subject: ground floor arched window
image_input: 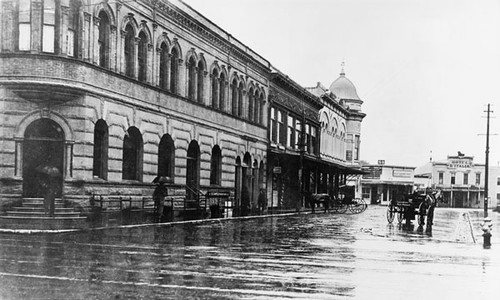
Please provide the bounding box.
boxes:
[158,134,174,179]
[122,127,143,181]
[93,119,108,179]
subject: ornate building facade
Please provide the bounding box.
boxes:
[0,0,366,221]
[0,0,269,217]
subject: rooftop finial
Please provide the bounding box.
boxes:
[340,60,345,76]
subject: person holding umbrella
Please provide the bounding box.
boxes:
[36,165,61,217]
[153,176,169,222]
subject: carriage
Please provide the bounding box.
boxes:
[386,190,437,225]
[311,185,367,214]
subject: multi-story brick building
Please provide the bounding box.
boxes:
[0,0,366,222]
[0,0,270,218]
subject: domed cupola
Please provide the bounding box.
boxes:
[329,64,361,101]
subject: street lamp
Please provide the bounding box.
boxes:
[482,104,492,248]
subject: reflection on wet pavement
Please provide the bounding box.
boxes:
[0,206,499,299]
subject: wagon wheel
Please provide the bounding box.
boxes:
[386,205,395,223]
[332,200,347,214]
[349,199,366,214]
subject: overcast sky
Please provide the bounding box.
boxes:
[183,0,500,168]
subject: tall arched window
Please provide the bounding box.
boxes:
[67,0,81,57]
[93,120,108,179]
[187,56,196,101]
[122,127,143,181]
[197,61,204,103]
[238,82,244,117]
[231,79,238,115]
[138,31,148,82]
[219,72,226,111]
[248,87,254,121]
[186,141,200,200]
[42,0,56,53]
[159,42,169,90]
[210,145,222,186]
[170,47,179,93]
[158,134,175,179]
[211,69,219,109]
[124,24,135,78]
[98,10,110,67]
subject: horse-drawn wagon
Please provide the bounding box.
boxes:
[386,190,439,225]
[311,185,367,214]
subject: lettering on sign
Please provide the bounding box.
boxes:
[448,158,473,168]
[393,169,412,178]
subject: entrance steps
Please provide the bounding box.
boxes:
[0,198,87,230]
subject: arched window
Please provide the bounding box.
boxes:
[138,31,148,82]
[238,82,244,117]
[93,120,108,179]
[98,10,110,67]
[219,72,226,111]
[211,69,219,109]
[186,141,200,200]
[210,145,222,186]
[18,0,31,51]
[170,47,179,93]
[159,42,169,90]
[67,0,81,57]
[248,87,254,121]
[122,127,143,181]
[42,0,56,53]
[231,79,238,115]
[197,61,204,103]
[254,91,261,124]
[158,134,174,179]
[124,24,135,78]
[187,56,196,101]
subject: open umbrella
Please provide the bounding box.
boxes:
[35,165,61,177]
[152,176,170,184]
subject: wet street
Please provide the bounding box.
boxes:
[0,205,499,299]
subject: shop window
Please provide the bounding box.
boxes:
[362,187,370,199]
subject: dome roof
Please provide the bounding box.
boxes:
[329,70,361,101]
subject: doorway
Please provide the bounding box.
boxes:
[22,118,64,198]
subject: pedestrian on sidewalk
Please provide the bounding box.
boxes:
[258,189,267,214]
[153,176,169,222]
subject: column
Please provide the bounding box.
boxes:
[14,138,23,177]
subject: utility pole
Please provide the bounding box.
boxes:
[482,104,493,248]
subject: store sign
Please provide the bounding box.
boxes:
[393,169,412,178]
[448,158,473,168]
[273,167,282,174]
[363,167,382,179]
